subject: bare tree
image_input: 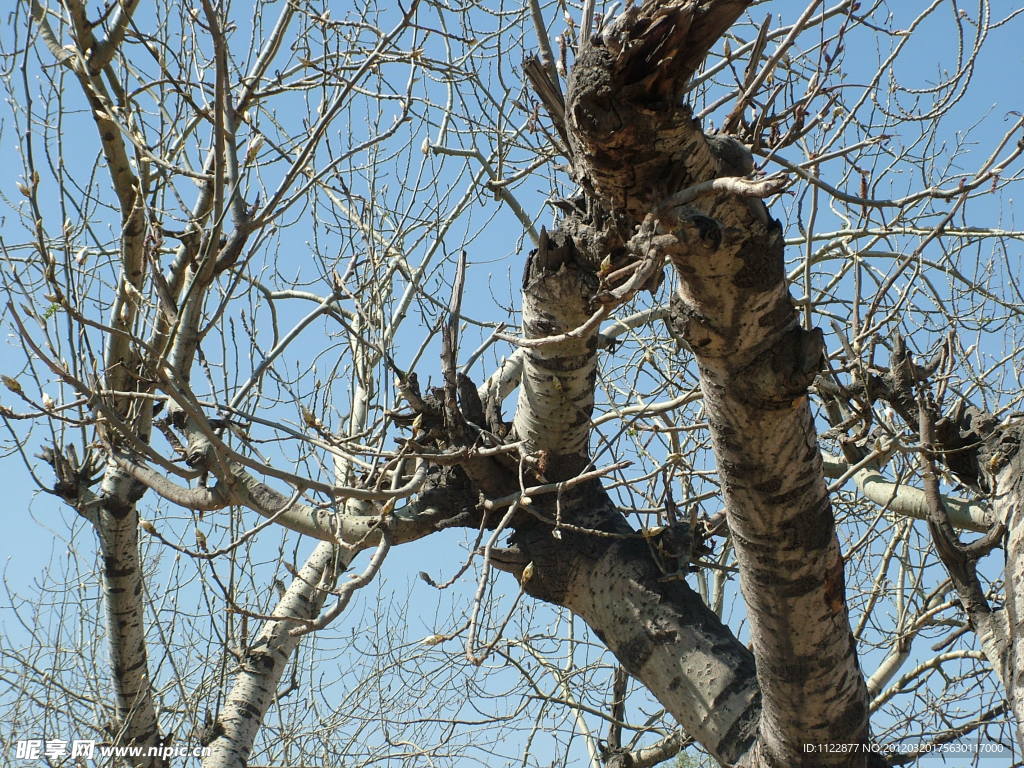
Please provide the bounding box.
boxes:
[2,1,1024,767]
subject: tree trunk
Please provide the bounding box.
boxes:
[95,463,166,767]
[500,222,762,764]
[203,541,345,768]
[507,3,880,764]
[989,447,1024,742]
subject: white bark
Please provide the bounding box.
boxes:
[511,233,598,462]
[203,541,347,768]
[95,462,164,766]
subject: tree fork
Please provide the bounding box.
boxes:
[562,2,877,764]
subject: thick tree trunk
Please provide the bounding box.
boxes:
[521,2,879,765]
[510,489,761,765]
[989,447,1024,741]
[694,353,872,767]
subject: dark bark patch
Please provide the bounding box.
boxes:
[724,324,824,409]
[706,134,755,177]
[727,498,834,555]
[822,553,848,618]
[688,214,722,250]
[617,632,657,673]
[757,571,826,600]
[753,477,782,495]
[758,297,795,332]
[666,292,736,355]
[524,349,597,373]
[523,228,588,286]
[100,494,135,518]
[196,718,225,746]
[232,697,262,718]
[755,654,812,684]
[103,560,135,578]
[805,695,872,757]
[715,689,761,764]
[732,233,784,292]
[763,476,821,508]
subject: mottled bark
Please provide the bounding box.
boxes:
[501,122,761,763]
[509,489,760,765]
[29,6,166,762]
[203,541,345,768]
[557,2,875,765]
[985,438,1024,742]
[95,463,166,767]
[511,228,599,471]
[696,371,872,767]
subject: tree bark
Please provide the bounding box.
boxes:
[987,442,1024,741]
[203,541,346,768]
[95,463,166,767]
[497,169,761,765]
[538,2,878,764]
